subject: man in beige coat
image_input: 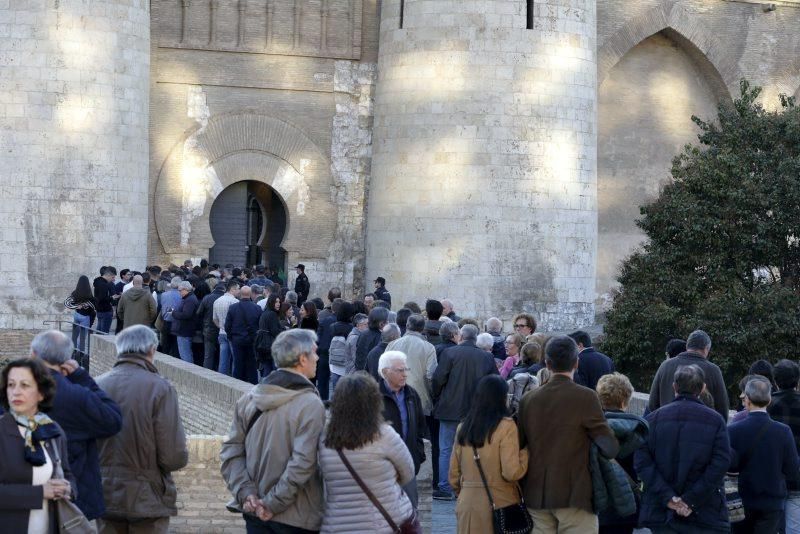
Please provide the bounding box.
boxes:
[96,325,188,534]
[221,328,325,533]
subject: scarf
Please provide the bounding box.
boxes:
[11,411,61,466]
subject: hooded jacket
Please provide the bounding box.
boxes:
[220,369,325,531]
[116,287,157,328]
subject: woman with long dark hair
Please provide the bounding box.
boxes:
[64,275,96,353]
[278,301,295,330]
[449,375,528,534]
[319,373,417,533]
[255,294,282,379]
[299,301,319,332]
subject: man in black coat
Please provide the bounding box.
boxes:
[379,350,426,508]
[225,286,262,384]
[431,324,498,500]
[730,377,800,533]
[354,306,388,371]
[196,281,225,370]
[31,330,122,521]
[568,330,614,391]
[367,324,401,381]
[373,277,392,309]
[93,266,118,333]
[171,281,200,364]
[293,264,310,305]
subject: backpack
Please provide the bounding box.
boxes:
[329,335,348,367]
[507,373,539,416]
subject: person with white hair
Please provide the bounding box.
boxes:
[96,325,188,533]
[379,350,427,508]
[30,330,122,521]
[170,280,199,364]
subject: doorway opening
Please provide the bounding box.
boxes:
[208,181,287,271]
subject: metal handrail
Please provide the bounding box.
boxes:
[42,319,111,372]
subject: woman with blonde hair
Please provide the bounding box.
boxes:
[499,333,525,378]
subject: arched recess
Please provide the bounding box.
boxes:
[153,113,336,261]
[596,29,726,308]
[597,2,742,101]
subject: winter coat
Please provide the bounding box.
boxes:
[355,327,382,372]
[506,372,539,417]
[47,368,122,520]
[170,292,199,337]
[574,346,615,391]
[344,328,361,375]
[367,342,389,382]
[435,340,457,364]
[374,286,392,308]
[648,351,730,422]
[380,380,427,474]
[316,315,336,352]
[220,369,325,531]
[294,273,310,304]
[224,299,261,346]
[518,374,619,514]
[432,340,498,421]
[92,276,115,312]
[729,411,800,512]
[423,320,443,346]
[768,388,800,491]
[449,418,528,534]
[386,331,438,416]
[318,424,414,533]
[116,287,157,328]
[97,354,188,519]
[197,284,225,333]
[598,411,648,529]
[256,308,283,361]
[634,395,730,531]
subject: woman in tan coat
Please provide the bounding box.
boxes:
[449,375,529,533]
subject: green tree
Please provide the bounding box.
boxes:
[600,81,800,404]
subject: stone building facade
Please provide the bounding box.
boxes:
[2,0,800,332]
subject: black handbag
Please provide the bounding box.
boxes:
[473,446,533,534]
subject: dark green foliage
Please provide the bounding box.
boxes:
[600,81,800,405]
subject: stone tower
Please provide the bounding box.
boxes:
[0,0,150,329]
[367,0,598,329]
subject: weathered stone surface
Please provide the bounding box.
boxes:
[0,0,149,329]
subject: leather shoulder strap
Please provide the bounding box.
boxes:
[472,446,496,510]
[337,449,399,532]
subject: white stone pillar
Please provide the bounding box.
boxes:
[367,0,598,329]
[0,0,150,329]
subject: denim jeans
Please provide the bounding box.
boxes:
[785,491,800,534]
[329,372,342,399]
[71,312,91,353]
[438,420,459,493]
[96,311,113,334]
[218,332,233,376]
[177,336,194,364]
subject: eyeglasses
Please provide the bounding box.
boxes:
[390,367,410,373]
[514,323,528,329]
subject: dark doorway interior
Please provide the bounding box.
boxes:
[209,181,287,270]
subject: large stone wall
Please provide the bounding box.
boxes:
[0,0,149,329]
[368,0,598,329]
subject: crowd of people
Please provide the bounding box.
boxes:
[0,260,798,533]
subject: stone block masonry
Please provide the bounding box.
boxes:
[89,334,433,532]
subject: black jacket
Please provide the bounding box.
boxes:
[225,300,262,346]
[294,273,310,304]
[197,284,225,333]
[434,340,457,364]
[316,315,336,352]
[93,277,115,313]
[367,342,389,381]
[432,340,498,421]
[423,320,443,346]
[170,293,199,337]
[374,286,392,308]
[574,347,614,391]
[355,327,382,372]
[380,380,426,474]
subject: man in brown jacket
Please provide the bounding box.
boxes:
[518,335,619,533]
[96,325,188,534]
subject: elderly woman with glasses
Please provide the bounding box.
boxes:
[511,313,537,337]
[499,333,525,378]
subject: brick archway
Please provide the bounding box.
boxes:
[153,112,336,261]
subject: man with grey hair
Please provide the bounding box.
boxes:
[285,290,300,319]
[96,325,188,533]
[158,275,183,358]
[441,298,460,322]
[170,280,199,364]
[368,323,402,381]
[431,323,498,500]
[30,330,122,522]
[378,350,426,508]
[476,332,495,353]
[221,329,325,532]
[213,279,241,376]
[116,274,157,329]
[387,314,437,417]
[485,317,507,361]
[648,329,729,421]
[636,364,731,533]
[729,376,800,533]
